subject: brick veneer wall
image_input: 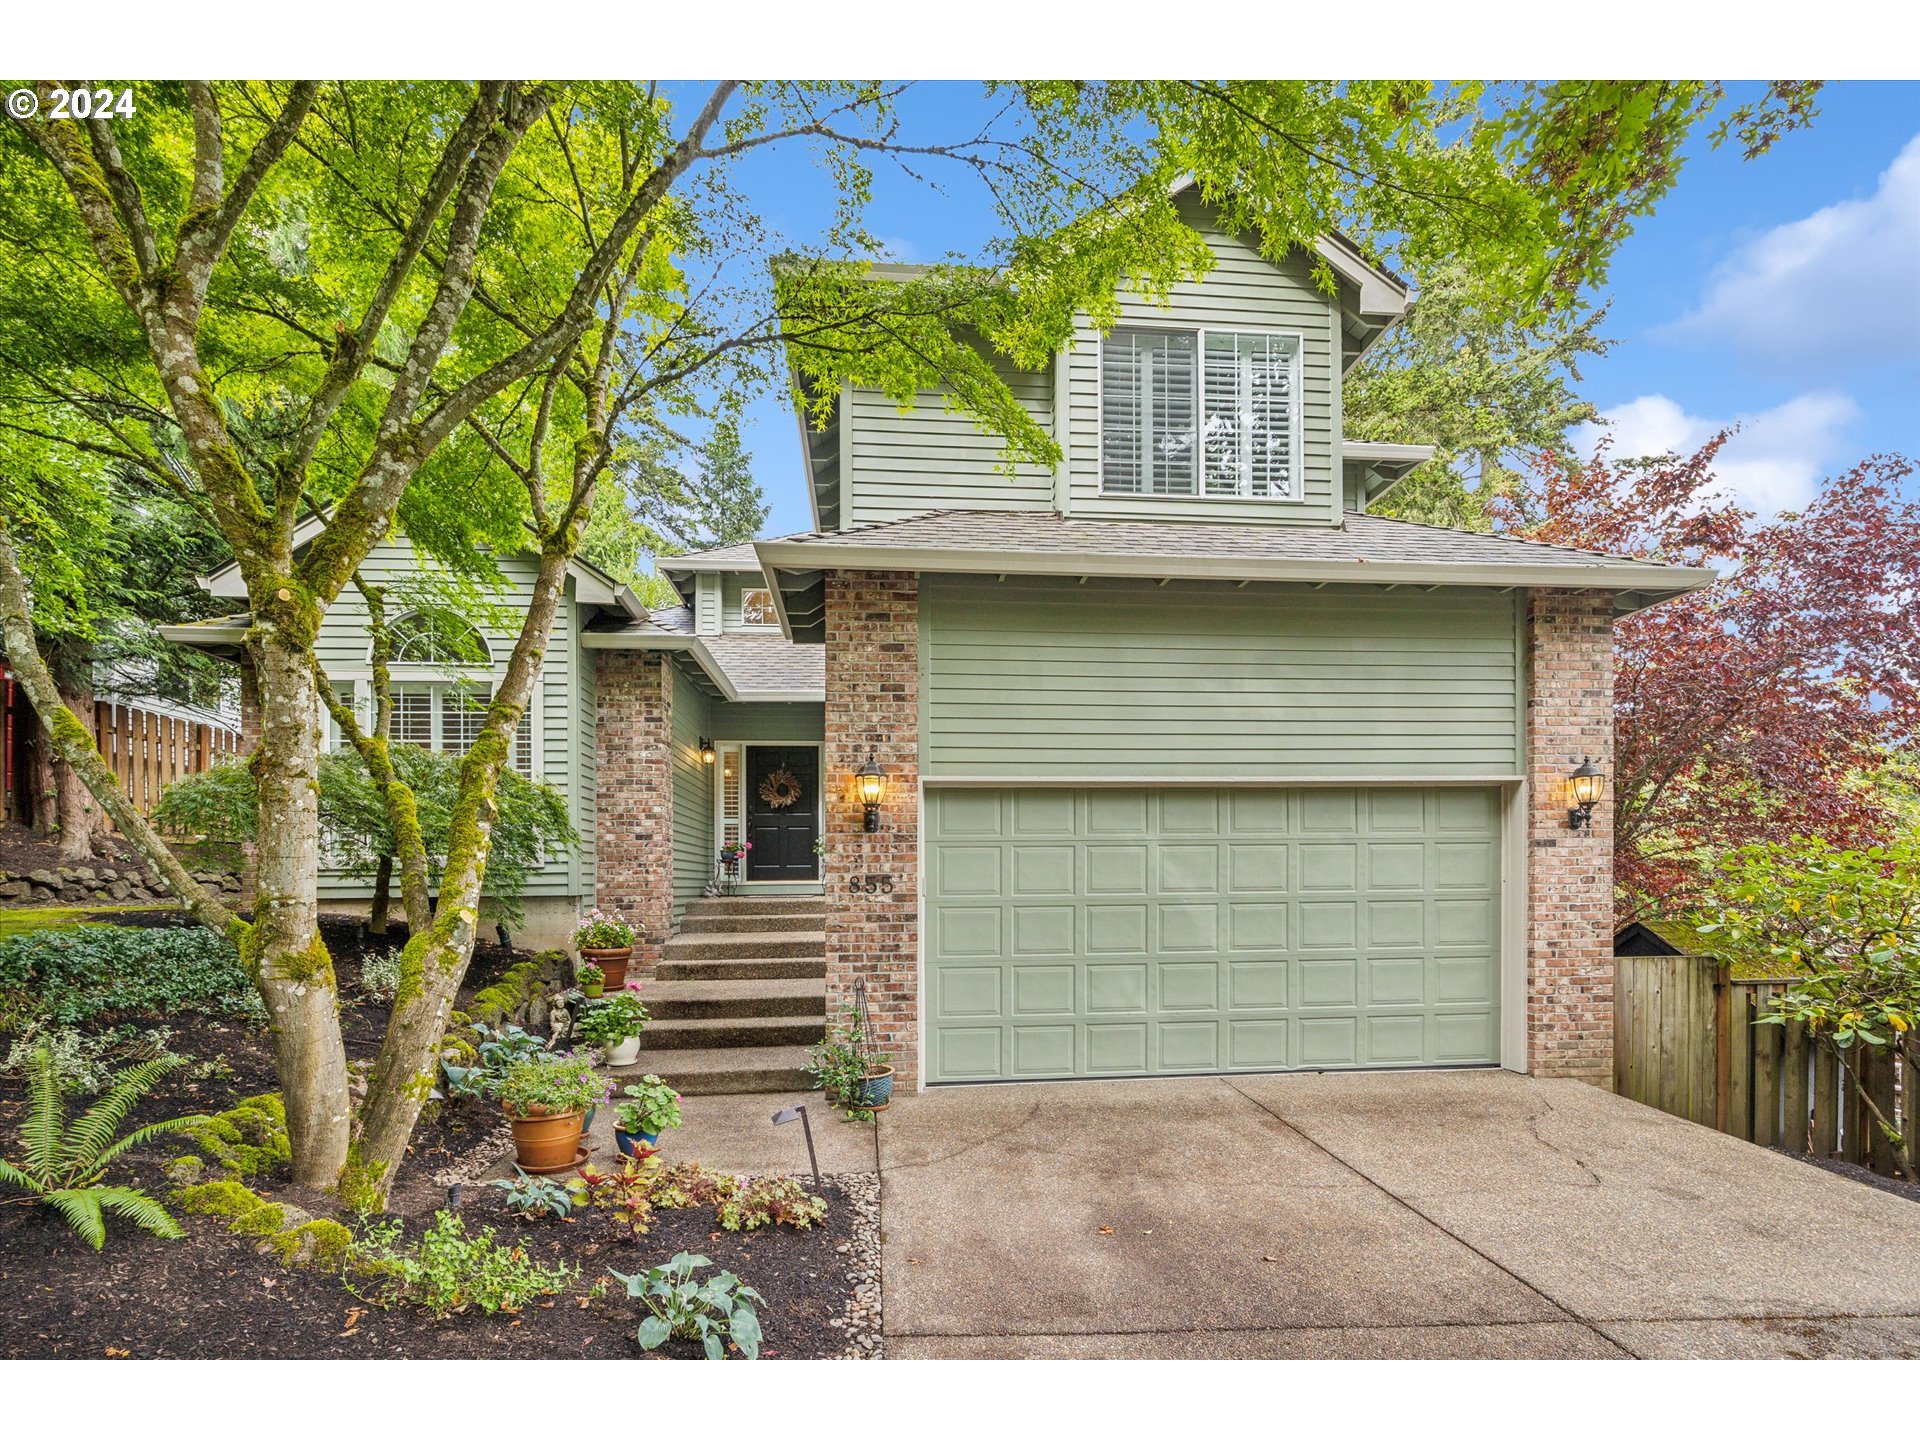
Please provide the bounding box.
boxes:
[822,570,921,1088]
[1526,589,1617,1085]
[595,651,674,975]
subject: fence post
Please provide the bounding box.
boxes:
[1713,963,1731,1133]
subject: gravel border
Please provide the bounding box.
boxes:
[824,1170,883,1358]
[1780,1147,1920,1204]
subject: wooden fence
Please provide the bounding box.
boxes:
[92,702,241,817]
[1616,952,1915,1178]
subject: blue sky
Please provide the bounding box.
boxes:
[713,82,1920,537]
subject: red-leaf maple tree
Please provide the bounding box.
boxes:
[1498,438,1919,921]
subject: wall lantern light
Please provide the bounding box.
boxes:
[855,753,888,832]
[1566,756,1605,831]
[699,737,716,766]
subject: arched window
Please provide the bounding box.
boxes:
[384,612,491,665]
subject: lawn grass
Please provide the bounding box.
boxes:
[0,905,177,941]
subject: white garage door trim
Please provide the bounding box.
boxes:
[915,777,1527,1089]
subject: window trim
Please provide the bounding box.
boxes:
[1095,320,1307,504]
[324,673,540,779]
[737,586,781,630]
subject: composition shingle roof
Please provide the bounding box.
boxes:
[699,632,824,695]
[659,541,765,573]
[753,509,1714,593]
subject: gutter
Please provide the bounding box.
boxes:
[752,540,1718,597]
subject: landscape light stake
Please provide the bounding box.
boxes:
[772,1103,822,1186]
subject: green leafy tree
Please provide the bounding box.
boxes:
[0,79,1818,1198]
[1694,837,1920,1178]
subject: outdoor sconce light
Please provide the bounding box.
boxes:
[1567,756,1605,831]
[698,738,716,765]
[855,753,888,833]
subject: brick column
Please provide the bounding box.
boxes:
[1525,590,1617,1085]
[595,651,674,975]
[823,570,920,1088]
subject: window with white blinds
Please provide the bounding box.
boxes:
[1102,326,1302,501]
[383,684,533,773]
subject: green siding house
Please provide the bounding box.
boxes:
[166,185,1711,1097]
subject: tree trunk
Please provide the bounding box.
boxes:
[348,546,570,1201]
[247,628,354,1188]
[369,854,393,936]
[47,680,104,861]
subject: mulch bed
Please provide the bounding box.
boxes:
[1,1176,859,1359]
[1781,1148,1920,1205]
[1,909,859,1359]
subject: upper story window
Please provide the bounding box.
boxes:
[739,588,778,627]
[1101,326,1302,501]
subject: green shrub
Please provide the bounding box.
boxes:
[0,924,265,1029]
[347,1211,577,1318]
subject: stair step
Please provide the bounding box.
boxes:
[680,912,827,935]
[642,1015,826,1050]
[610,1045,814,1096]
[662,929,823,960]
[683,896,825,918]
[657,955,828,982]
[646,977,826,1020]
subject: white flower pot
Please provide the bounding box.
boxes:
[606,1035,642,1067]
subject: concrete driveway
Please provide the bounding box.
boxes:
[876,1070,1920,1358]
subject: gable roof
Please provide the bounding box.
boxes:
[752,509,1714,642]
[195,512,647,619]
[581,604,824,701]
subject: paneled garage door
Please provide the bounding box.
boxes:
[925,786,1502,1083]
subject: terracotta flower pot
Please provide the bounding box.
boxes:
[582,946,632,990]
[506,1104,586,1171]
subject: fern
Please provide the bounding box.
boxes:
[1,1044,203,1250]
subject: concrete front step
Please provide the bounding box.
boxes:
[646,977,826,1021]
[662,929,824,961]
[643,1015,827,1050]
[683,896,825,919]
[657,954,828,982]
[681,911,826,935]
[610,1044,814,1096]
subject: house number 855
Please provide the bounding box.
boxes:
[849,873,895,895]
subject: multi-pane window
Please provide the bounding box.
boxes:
[364,684,532,773]
[1102,326,1301,500]
[740,588,778,627]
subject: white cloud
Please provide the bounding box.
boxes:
[1659,132,1920,368]
[1577,391,1861,512]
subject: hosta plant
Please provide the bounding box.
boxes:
[0,1046,203,1249]
[610,1251,765,1360]
[441,1022,546,1101]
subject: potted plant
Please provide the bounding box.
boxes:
[574,909,636,989]
[578,960,605,999]
[717,839,752,895]
[497,1053,603,1171]
[614,1075,683,1156]
[580,989,650,1068]
[805,1004,895,1115]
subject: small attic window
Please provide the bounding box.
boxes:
[385,612,492,665]
[740,588,778,627]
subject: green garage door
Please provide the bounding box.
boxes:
[926,786,1502,1083]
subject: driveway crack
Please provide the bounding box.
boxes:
[1223,1078,1634,1358]
[1527,1095,1603,1188]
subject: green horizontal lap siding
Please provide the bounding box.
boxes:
[670,665,715,920]
[314,538,583,899]
[1064,193,1337,525]
[846,350,1056,527]
[927,786,1502,1083]
[922,575,1523,780]
[709,701,825,744]
[720,572,780,631]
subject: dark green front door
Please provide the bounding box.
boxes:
[745,746,820,881]
[926,786,1503,1083]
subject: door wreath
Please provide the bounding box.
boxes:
[758,766,803,810]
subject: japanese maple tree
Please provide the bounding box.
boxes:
[1498,439,1920,920]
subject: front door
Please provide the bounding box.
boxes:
[744,746,820,881]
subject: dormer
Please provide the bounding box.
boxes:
[791,186,1419,533]
[659,544,782,638]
